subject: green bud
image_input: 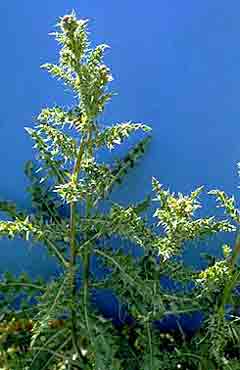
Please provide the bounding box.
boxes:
[60,14,78,33]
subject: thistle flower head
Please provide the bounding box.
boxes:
[60,14,78,33]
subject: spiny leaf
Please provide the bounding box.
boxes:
[41,63,79,91]
[37,123,77,160]
[95,122,151,150]
[103,136,152,196]
[209,189,240,224]
[25,127,67,183]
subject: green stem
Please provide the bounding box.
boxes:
[218,232,240,315]
[69,136,86,358]
[33,344,82,369]
[69,127,93,358]
[218,271,240,316]
[0,282,46,292]
[44,237,69,268]
[147,321,153,370]
[229,232,240,269]
[83,233,91,333]
[83,132,94,336]
[94,248,140,289]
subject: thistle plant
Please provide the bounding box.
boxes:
[0,12,153,369]
[0,11,240,370]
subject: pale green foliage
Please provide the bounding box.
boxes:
[0,217,43,240]
[152,178,235,259]
[0,10,240,370]
[209,189,240,224]
[94,122,151,150]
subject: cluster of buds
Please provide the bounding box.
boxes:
[98,64,113,84]
[60,48,76,67]
[60,14,78,33]
[0,318,33,335]
[0,318,64,336]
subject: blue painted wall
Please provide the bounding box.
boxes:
[0,1,240,278]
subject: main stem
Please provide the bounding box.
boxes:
[83,130,93,335]
[69,127,93,358]
[83,197,91,334]
[69,134,86,358]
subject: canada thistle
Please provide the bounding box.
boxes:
[0,10,239,370]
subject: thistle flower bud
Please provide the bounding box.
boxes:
[99,64,112,82]
[60,14,78,33]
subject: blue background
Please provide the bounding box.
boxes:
[0,1,239,282]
